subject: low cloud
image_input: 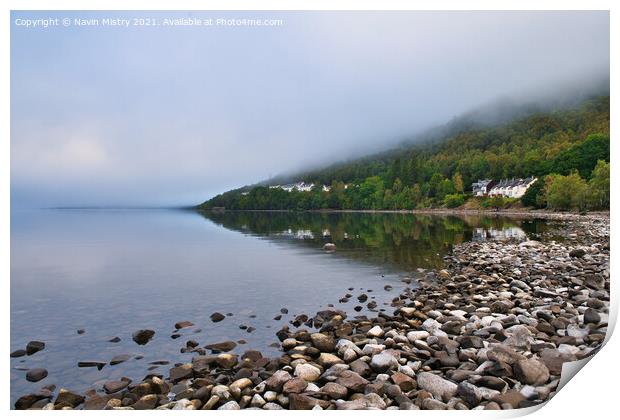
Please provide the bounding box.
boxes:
[10,10,609,207]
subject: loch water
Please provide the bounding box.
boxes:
[10,209,552,404]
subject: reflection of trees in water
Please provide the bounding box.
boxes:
[197,211,546,272]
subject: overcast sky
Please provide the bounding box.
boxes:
[11,11,609,208]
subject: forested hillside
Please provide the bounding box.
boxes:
[200,95,609,211]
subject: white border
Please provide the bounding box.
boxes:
[2,1,616,419]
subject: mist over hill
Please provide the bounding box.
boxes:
[206,75,609,197]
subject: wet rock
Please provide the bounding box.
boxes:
[289,393,330,410]
[292,314,309,327]
[335,393,386,410]
[416,372,457,402]
[249,393,266,408]
[26,368,48,382]
[55,388,85,408]
[110,354,132,366]
[229,378,253,399]
[10,349,26,358]
[539,348,576,375]
[440,320,464,335]
[104,380,129,394]
[435,350,459,367]
[503,325,534,351]
[108,337,121,343]
[495,389,527,409]
[421,319,447,337]
[205,341,237,353]
[318,353,343,367]
[174,321,194,329]
[320,364,350,381]
[310,333,336,352]
[584,308,601,324]
[283,378,308,394]
[169,364,193,382]
[218,400,240,410]
[370,351,399,373]
[349,359,371,377]
[456,381,482,406]
[294,363,321,382]
[514,358,550,385]
[78,361,106,370]
[406,330,429,342]
[265,370,293,392]
[391,372,416,392]
[26,341,45,355]
[83,393,112,410]
[569,248,586,258]
[133,394,158,410]
[471,376,508,392]
[15,390,53,410]
[320,382,348,399]
[367,325,384,338]
[487,344,525,365]
[132,330,155,345]
[216,353,238,369]
[210,312,225,323]
[459,336,483,349]
[173,399,195,410]
[336,370,369,392]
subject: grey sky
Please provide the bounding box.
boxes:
[10,11,609,207]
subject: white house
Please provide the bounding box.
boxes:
[269,182,333,192]
[488,177,537,199]
[270,182,315,192]
[471,179,495,196]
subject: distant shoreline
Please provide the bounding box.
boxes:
[196,207,610,220]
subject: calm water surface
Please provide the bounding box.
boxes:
[10,209,551,404]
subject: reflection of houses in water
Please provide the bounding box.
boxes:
[473,226,527,241]
[275,229,315,239]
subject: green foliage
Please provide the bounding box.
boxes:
[550,133,610,178]
[587,160,610,209]
[545,172,588,211]
[452,172,464,194]
[444,194,465,208]
[541,160,610,211]
[200,96,610,211]
[520,178,546,209]
[481,196,507,209]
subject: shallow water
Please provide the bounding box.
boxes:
[10,209,551,405]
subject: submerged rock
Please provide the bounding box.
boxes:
[26,368,48,382]
[26,341,45,355]
[210,312,226,323]
[132,330,155,345]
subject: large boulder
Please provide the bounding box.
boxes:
[514,358,550,385]
[310,333,336,352]
[294,363,321,382]
[370,351,399,373]
[416,372,457,402]
[335,393,386,410]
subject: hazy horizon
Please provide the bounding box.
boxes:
[11,10,609,208]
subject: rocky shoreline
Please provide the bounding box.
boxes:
[13,215,610,410]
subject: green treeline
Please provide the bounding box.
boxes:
[200,96,609,212]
